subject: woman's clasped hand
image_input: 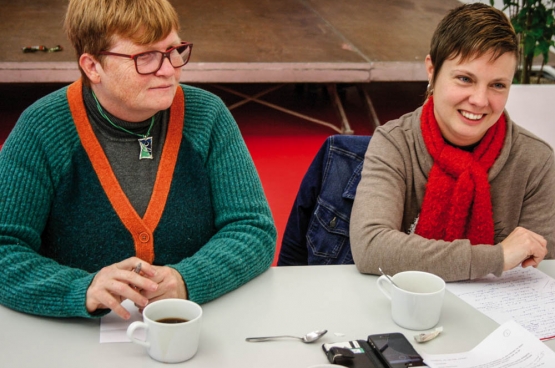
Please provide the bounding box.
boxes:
[501,227,548,271]
[86,257,189,319]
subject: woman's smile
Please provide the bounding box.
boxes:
[460,110,485,121]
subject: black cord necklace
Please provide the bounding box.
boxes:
[92,91,156,160]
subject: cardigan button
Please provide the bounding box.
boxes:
[139,232,150,242]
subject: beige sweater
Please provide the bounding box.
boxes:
[350,106,555,281]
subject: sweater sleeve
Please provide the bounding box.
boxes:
[350,122,504,282]
[0,92,101,318]
[501,133,555,260]
[170,87,277,304]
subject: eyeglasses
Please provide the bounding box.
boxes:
[99,42,193,75]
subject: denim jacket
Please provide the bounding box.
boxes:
[278,135,371,265]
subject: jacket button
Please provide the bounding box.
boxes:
[330,217,337,228]
[139,232,150,243]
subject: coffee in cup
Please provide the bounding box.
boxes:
[156,317,189,324]
[377,270,445,330]
[127,298,202,363]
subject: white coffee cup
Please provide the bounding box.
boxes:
[377,271,445,330]
[127,298,202,363]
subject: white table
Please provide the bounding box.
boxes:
[2,263,555,367]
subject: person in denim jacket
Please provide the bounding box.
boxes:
[278,135,371,265]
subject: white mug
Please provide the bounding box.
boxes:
[127,298,202,363]
[377,271,445,330]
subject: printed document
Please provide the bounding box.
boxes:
[446,267,555,340]
[422,320,555,368]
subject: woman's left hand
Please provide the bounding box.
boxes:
[137,266,187,309]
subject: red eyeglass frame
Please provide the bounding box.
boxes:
[98,41,193,75]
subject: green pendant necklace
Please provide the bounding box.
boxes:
[92,92,156,160]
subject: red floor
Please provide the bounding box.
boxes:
[0,81,427,265]
[199,82,427,264]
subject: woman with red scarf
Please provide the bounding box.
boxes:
[350,3,555,281]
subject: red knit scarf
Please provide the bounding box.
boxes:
[414,96,506,245]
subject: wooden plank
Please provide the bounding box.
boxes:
[174,0,366,63]
[0,0,462,82]
[304,0,462,62]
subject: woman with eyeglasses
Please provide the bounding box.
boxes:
[0,0,276,319]
[350,3,555,282]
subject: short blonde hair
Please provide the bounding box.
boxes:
[64,0,180,84]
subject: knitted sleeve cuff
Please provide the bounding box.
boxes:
[470,244,504,279]
[67,273,111,318]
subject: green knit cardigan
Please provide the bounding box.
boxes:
[0,82,276,318]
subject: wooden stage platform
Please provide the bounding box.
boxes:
[0,0,463,84]
[0,0,464,133]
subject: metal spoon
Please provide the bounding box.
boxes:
[379,267,400,288]
[246,329,327,343]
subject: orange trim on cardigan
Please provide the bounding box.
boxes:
[66,79,184,263]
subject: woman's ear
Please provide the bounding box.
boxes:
[79,53,102,84]
[424,55,434,85]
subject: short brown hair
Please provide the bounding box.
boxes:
[428,3,517,92]
[64,0,180,84]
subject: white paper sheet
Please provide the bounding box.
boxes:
[99,300,145,343]
[422,320,555,368]
[446,267,555,340]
